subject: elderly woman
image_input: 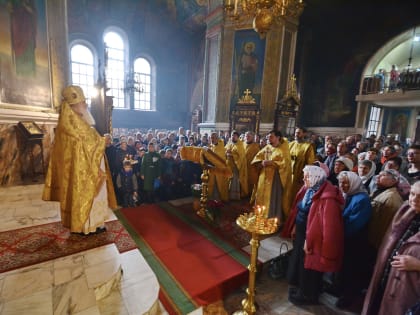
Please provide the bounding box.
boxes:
[282,165,344,305]
[362,181,420,315]
[358,159,376,193]
[335,171,372,308]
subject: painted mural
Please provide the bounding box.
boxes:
[230,30,266,110]
[0,0,51,107]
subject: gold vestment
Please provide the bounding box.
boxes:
[244,142,260,202]
[42,101,116,233]
[209,139,230,201]
[289,141,316,199]
[251,138,292,218]
[225,139,248,198]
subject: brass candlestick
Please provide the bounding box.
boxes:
[233,207,279,315]
[198,166,209,218]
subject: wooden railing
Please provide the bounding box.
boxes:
[361,70,420,94]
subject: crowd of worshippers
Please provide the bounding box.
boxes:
[104,126,419,314]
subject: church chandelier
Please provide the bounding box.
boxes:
[223,0,305,37]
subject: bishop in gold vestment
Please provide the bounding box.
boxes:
[42,85,116,234]
[252,130,292,221]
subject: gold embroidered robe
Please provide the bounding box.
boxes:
[208,139,229,201]
[42,102,116,233]
[225,139,248,199]
[251,138,292,218]
[244,142,261,202]
[289,140,316,199]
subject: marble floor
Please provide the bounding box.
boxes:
[0,183,360,315]
[0,184,177,315]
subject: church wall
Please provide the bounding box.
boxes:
[67,0,201,131]
[296,2,420,131]
[0,0,67,186]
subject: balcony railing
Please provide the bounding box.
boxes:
[361,70,420,95]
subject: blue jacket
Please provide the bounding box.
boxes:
[343,192,372,238]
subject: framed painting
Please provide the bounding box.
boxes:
[0,0,51,108]
[230,29,266,110]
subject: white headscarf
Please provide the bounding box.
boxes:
[303,165,327,188]
[338,171,367,198]
[358,159,376,184]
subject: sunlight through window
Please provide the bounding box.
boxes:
[134,58,152,110]
[70,44,95,106]
[104,31,125,108]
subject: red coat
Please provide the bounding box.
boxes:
[305,181,345,272]
[282,181,345,273]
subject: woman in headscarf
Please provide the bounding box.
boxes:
[282,165,344,305]
[362,181,420,315]
[358,159,376,194]
[334,171,372,308]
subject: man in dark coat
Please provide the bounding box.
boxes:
[140,142,161,203]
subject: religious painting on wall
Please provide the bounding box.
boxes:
[384,108,411,142]
[0,0,51,108]
[230,29,266,110]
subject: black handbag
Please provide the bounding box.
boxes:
[268,242,291,280]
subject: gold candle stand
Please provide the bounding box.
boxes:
[233,208,279,315]
[198,166,209,218]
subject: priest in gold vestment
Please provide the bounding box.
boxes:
[243,131,260,203]
[251,130,292,221]
[42,85,117,234]
[289,127,316,199]
[208,132,229,202]
[225,131,248,200]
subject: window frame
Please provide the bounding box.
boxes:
[132,55,156,111]
[69,40,98,106]
[103,27,129,110]
[367,105,383,137]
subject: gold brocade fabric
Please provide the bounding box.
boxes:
[42,101,117,232]
[289,141,316,199]
[244,142,261,202]
[225,139,248,197]
[208,139,229,201]
[251,138,292,217]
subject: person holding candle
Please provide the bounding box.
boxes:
[251,130,292,221]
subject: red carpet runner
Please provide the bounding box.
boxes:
[116,203,249,315]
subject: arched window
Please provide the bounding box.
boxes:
[133,57,153,110]
[70,44,95,105]
[104,31,126,109]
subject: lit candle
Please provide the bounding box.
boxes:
[274,218,278,226]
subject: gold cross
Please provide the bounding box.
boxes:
[244,89,252,96]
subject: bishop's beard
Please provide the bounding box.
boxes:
[81,108,96,126]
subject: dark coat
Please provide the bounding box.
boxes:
[362,202,420,315]
[140,151,161,192]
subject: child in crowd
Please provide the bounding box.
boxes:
[116,160,138,208]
